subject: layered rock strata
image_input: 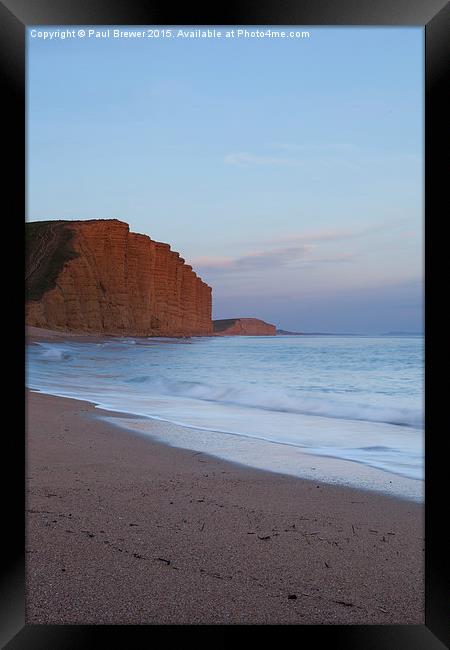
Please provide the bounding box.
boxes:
[213,318,276,336]
[26,219,213,337]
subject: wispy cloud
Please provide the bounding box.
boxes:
[224,142,360,168]
[194,246,309,271]
[194,220,412,285]
[271,219,412,246]
[224,143,420,173]
[194,245,355,276]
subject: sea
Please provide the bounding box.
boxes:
[26,334,424,501]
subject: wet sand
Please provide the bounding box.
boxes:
[26,390,424,624]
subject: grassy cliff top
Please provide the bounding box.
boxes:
[26,221,79,301]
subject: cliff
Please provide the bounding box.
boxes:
[213,318,276,336]
[26,219,213,337]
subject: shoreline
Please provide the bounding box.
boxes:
[25,325,278,342]
[26,390,424,624]
[99,411,422,503]
[26,386,423,503]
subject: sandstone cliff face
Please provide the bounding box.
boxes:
[213,318,276,336]
[26,219,213,337]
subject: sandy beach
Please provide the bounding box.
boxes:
[25,390,424,625]
[25,24,426,630]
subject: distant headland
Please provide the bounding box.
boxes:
[214,318,276,336]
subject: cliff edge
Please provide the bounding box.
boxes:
[25,219,213,337]
[213,318,276,336]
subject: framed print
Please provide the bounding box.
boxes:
[1,0,448,646]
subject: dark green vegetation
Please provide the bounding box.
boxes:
[25,221,79,301]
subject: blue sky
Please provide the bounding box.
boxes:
[27,27,423,333]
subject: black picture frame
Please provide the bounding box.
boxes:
[2,0,448,646]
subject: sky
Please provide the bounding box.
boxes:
[27,26,424,333]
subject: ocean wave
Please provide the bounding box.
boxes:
[34,344,73,361]
[123,375,423,428]
[29,339,423,428]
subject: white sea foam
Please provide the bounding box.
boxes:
[122,375,422,428]
[34,343,72,361]
[27,335,424,488]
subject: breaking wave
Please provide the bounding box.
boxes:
[123,375,423,428]
[27,335,424,486]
